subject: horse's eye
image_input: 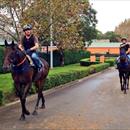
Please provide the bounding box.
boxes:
[16,51,19,55]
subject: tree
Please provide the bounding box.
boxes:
[22,0,89,50]
[0,0,34,41]
[79,4,98,47]
[115,19,130,41]
[0,0,91,50]
[104,31,120,42]
[97,31,120,42]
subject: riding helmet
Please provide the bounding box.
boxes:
[23,24,32,32]
[121,37,127,42]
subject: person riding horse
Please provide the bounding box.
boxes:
[117,37,130,68]
[18,24,43,72]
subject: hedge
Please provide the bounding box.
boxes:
[0,63,110,105]
[43,63,110,90]
[30,63,110,93]
[39,49,90,67]
[105,58,116,66]
[80,57,115,67]
[0,47,90,73]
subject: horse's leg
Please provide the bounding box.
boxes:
[19,83,32,120]
[32,80,44,115]
[14,83,25,120]
[123,73,127,94]
[127,73,129,89]
[40,92,45,109]
[23,83,32,115]
[19,97,26,120]
[119,72,124,91]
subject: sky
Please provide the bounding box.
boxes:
[90,0,130,33]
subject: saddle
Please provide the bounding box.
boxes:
[26,55,43,81]
[26,54,34,67]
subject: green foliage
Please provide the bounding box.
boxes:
[105,58,116,66]
[64,50,90,65]
[40,50,90,67]
[23,0,89,50]
[80,60,99,66]
[79,5,98,44]
[80,57,115,67]
[97,31,120,42]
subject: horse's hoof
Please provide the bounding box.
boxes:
[124,91,127,94]
[40,104,45,109]
[32,111,38,116]
[121,88,124,91]
[25,110,30,115]
[19,115,25,121]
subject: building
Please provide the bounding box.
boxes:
[86,42,121,54]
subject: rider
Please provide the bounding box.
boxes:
[18,24,43,72]
[116,37,130,68]
[120,37,129,56]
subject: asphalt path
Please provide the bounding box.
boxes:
[0,68,130,130]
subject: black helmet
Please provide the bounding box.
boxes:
[121,37,127,42]
[23,24,32,32]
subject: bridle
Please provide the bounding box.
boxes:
[10,49,27,67]
[15,56,27,67]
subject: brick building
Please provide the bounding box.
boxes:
[86,42,121,54]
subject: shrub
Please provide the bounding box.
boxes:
[80,57,115,67]
[40,50,90,67]
[105,58,116,66]
[44,63,110,90]
[64,50,90,65]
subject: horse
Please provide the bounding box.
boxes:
[2,40,49,120]
[117,51,130,94]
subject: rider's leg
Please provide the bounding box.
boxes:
[127,54,130,63]
[31,52,43,70]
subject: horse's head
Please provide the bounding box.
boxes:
[3,40,25,72]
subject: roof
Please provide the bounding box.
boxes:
[87,42,121,48]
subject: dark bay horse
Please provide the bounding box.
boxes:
[117,53,130,94]
[3,40,49,120]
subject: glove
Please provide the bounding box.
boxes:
[26,49,31,54]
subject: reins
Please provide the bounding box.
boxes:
[16,56,27,67]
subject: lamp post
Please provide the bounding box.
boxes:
[50,0,53,69]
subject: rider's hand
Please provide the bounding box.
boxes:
[26,49,31,54]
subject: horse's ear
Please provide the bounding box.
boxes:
[12,40,15,46]
[11,40,15,49]
[4,40,8,46]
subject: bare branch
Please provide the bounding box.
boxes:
[9,6,19,39]
[0,26,17,41]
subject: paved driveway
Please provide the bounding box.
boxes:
[0,68,129,130]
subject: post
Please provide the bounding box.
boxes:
[50,0,53,69]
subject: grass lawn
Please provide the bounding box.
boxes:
[0,73,13,93]
[0,63,90,93]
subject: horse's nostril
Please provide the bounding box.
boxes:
[2,66,6,71]
[2,65,10,72]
